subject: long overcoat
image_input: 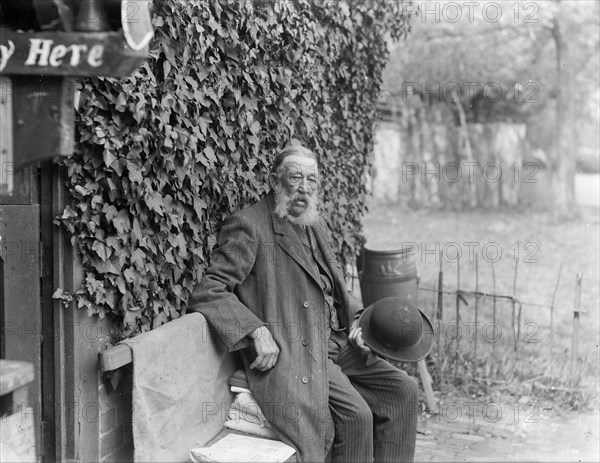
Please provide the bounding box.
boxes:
[188,192,361,462]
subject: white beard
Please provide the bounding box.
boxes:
[273,183,320,227]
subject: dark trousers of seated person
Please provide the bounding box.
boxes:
[327,330,419,463]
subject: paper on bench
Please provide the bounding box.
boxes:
[190,434,295,463]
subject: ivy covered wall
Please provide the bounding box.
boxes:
[56,0,411,339]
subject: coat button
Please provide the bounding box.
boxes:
[301,377,308,384]
[303,301,309,308]
[302,339,309,346]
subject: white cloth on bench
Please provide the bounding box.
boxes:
[121,313,236,462]
[229,392,269,426]
[224,418,278,439]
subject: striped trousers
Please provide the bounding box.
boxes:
[327,332,419,463]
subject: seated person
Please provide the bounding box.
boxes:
[188,144,419,462]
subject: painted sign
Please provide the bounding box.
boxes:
[0,31,147,77]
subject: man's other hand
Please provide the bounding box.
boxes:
[249,326,280,371]
[348,320,372,353]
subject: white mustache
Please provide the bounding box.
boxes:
[273,185,320,226]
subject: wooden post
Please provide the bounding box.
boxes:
[437,253,443,320]
[0,76,14,196]
[454,258,460,382]
[417,359,437,412]
[549,263,563,377]
[473,254,479,379]
[432,281,439,363]
[512,259,519,352]
[516,302,522,362]
[491,262,497,380]
[569,274,582,386]
[350,256,355,294]
[436,255,443,369]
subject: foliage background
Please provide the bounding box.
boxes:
[380,0,599,214]
[55,0,411,339]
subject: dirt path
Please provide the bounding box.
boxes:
[415,397,599,462]
[511,406,599,462]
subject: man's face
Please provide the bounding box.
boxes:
[271,154,319,218]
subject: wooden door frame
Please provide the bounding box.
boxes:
[2,75,102,462]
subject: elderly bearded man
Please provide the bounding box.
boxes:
[188,145,419,462]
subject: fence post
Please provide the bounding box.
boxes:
[350,256,355,293]
[433,281,439,362]
[512,259,519,353]
[516,302,522,363]
[437,253,443,320]
[491,262,497,380]
[473,254,479,379]
[569,273,583,387]
[454,257,461,383]
[549,262,563,378]
[436,255,443,368]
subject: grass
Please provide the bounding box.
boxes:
[356,200,600,410]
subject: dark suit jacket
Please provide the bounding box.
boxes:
[188,192,362,462]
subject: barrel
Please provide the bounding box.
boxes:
[358,245,419,307]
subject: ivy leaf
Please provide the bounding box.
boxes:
[115,93,127,111]
[112,210,131,234]
[103,148,117,167]
[91,260,121,275]
[132,218,143,242]
[124,268,136,283]
[123,308,139,327]
[163,59,172,78]
[198,117,211,136]
[61,206,78,219]
[146,192,165,216]
[204,146,217,164]
[152,311,169,329]
[92,241,111,261]
[131,249,146,269]
[74,185,92,196]
[249,121,260,134]
[116,276,127,295]
[302,116,315,133]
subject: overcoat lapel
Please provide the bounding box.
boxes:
[268,195,322,287]
[311,222,351,331]
[311,223,345,289]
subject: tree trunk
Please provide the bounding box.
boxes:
[452,96,476,208]
[551,4,577,218]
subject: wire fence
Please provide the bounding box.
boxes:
[347,254,592,401]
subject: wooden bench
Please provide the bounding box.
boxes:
[97,315,431,462]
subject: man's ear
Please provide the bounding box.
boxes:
[268,172,278,189]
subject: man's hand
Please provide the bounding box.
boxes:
[249,326,280,371]
[348,319,372,353]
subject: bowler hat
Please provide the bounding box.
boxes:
[358,297,434,362]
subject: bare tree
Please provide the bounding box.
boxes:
[383,0,599,214]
